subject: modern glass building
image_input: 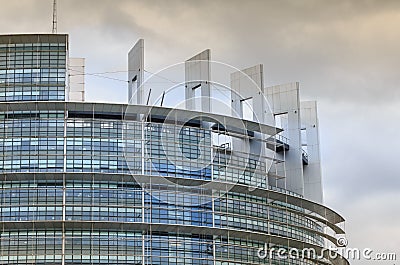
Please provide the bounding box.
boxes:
[0,34,348,265]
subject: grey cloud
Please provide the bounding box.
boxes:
[3,0,399,103]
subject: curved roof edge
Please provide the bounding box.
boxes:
[0,101,281,136]
[0,172,345,225]
[0,220,349,265]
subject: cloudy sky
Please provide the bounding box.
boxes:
[0,0,399,263]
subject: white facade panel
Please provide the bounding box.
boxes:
[68,57,85,102]
[128,39,144,104]
[301,101,323,203]
[185,49,211,112]
[266,82,304,196]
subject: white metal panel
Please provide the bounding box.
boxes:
[266,82,304,196]
[128,39,145,104]
[301,101,323,203]
[185,49,211,112]
[68,58,85,102]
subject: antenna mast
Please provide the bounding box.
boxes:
[52,0,57,33]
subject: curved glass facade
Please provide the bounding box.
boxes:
[0,103,346,265]
[0,34,347,265]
